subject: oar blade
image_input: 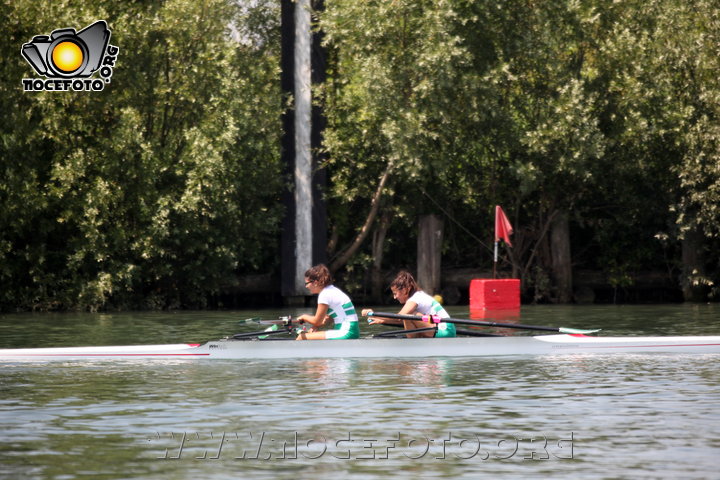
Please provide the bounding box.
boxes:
[558,327,601,335]
[240,317,293,325]
[258,323,281,339]
[239,317,262,324]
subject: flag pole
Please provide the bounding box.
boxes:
[493,205,513,279]
[493,241,498,279]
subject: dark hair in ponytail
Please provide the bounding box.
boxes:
[390,270,420,296]
[304,264,333,288]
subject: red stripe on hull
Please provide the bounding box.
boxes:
[2,353,210,357]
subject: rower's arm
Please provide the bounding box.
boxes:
[297,303,330,328]
[397,301,425,329]
[397,301,419,316]
[398,301,435,338]
[363,308,403,326]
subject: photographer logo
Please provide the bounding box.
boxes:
[21,20,119,92]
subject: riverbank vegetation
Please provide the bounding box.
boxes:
[2,0,719,310]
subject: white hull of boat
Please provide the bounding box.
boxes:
[2,334,720,361]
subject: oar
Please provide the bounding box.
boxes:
[454,328,505,337]
[233,319,296,340]
[233,316,310,340]
[370,322,505,338]
[366,312,600,334]
[239,316,293,325]
[232,327,292,339]
[238,317,263,324]
[372,326,439,338]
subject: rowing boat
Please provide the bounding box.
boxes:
[2,334,720,361]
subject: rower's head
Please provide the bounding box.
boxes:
[390,270,420,303]
[304,264,333,292]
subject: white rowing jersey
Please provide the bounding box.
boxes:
[318,285,358,325]
[409,291,449,318]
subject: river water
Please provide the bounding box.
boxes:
[1,304,719,479]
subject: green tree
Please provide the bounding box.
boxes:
[594,0,720,300]
[319,0,718,302]
[320,0,508,291]
[0,0,282,310]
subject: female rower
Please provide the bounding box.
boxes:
[362,270,456,338]
[295,264,360,340]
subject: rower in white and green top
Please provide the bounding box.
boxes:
[295,264,360,340]
[363,270,456,338]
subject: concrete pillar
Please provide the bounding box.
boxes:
[280,0,327,299]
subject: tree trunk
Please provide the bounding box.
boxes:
[329,161,393,273]
[370,211,392,303]
[417,214,443,295]
[681,226,707,302]
[550,210,573,303]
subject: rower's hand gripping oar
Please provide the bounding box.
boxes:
[366,312,600,335]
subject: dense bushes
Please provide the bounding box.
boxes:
[2,0,719,310]
[1,1,282,310]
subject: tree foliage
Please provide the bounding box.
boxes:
[3,0,720,309]
[1,0,282,310]
[319,0,720,301]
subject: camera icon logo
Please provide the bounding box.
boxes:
[22,20,110,77]
[21,20,119,92]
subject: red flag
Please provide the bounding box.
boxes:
[495,205,513,247]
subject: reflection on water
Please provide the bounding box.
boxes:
[1,304,720,479]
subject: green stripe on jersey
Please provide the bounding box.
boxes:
[431,300,443,314]
[342,302,356,316]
